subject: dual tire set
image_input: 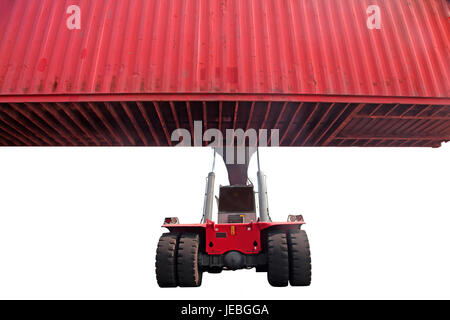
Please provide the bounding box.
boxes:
[156,233,203,287]
[155,229,311,287]
[267,229,311,287]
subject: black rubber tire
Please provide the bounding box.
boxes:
[267,230,289,287]
[155,232,179,287]
[287,229,312,286]
[177,233,203,287]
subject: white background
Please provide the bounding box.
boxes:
[0,145,449,299]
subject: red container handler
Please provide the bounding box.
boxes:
[1,0,449,288]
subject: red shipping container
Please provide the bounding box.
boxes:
[0,0,449,147]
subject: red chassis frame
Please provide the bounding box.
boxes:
[164,220,305,255]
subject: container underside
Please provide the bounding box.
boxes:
[0,99,449,147]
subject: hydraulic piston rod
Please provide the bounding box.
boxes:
[202,149,216,222]
[256,148,271,222]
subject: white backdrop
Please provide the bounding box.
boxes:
[0,144,449,299]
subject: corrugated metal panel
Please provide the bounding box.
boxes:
[0,0,449,98]
[0,0,449,147]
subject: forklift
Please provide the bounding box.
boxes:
[155,146,311,287]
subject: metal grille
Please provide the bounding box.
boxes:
[1,101,448,147]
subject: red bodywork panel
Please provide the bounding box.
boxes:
[165,220,304,255]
